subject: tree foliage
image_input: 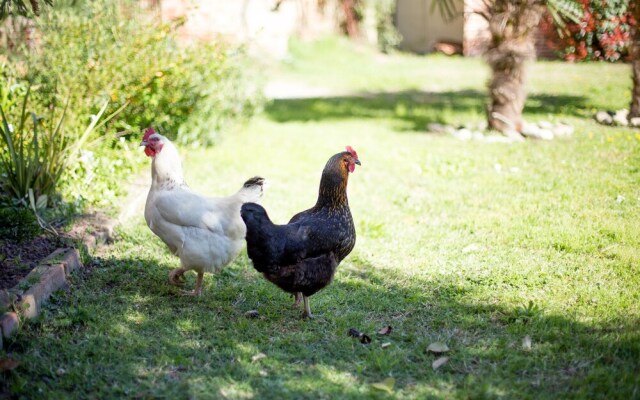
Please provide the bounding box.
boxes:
[0,0,51,20]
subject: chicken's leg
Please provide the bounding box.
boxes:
[302,296,314,319]
[193,271,205,296]
[182,272,204,297]
[292,292,302,308]
[168,267,187,286]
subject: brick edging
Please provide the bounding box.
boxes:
[0,173,148,348]
[0,229,111,347]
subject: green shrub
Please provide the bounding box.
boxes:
[0,206,39,241]
[374,0,402,54]
[0,0,263,209]
[27,0,262,146]
[0,65,119,209]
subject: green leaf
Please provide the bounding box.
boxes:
[371,377,395,394]
[36,194,47,210]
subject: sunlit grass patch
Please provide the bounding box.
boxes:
[3,37,640,399]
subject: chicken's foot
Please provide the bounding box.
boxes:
[168,267,187,286]
[302,296,314,319]
[181,271,204,297]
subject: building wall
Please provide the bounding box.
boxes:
[396,0,556,59]
[396,0,464,54]
[158,0,336,59]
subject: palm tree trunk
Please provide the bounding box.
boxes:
[484,1,545,135]
[629,3,640,119]
[340,0,360,38]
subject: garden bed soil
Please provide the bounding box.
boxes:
[0,236,61,290]
[0,212,112,291]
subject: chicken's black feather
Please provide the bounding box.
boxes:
[241,150,359,301]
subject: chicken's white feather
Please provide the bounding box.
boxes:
[143,133,263,279]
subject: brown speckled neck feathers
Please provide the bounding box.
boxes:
[314,152,350,209]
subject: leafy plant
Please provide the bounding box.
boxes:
[26,0,262,147]
[0,85,124,208]
[0,0,52,20]
[511,300,541,324]
[0,206,39,240]
[1,0,262,210]
[374,0,402,54]
[540,0,636,61]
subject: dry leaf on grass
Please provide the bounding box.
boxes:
[427,342,450,354]
[381,342,391,348]
[432,356,449,370]
[0,357,19,371]
[371,377,395,394]
[377,325,393,336]
[251,353,267,363]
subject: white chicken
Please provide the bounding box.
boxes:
[140,127,265,296]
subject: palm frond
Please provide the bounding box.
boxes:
[546,0,582,26]
[0,0,52,20]
[430,0,463,21]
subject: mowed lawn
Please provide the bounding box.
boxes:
[3,38,639,399]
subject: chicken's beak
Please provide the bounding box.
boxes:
[355,159,361,166]
[140,140,148,147]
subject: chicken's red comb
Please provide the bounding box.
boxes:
[346,145,358,159]
[142,127,156,141]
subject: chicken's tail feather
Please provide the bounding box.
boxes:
[243,176,265,188]
[239,176,266,203]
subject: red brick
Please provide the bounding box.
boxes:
[19,264,66,319]
[41,248,82,275]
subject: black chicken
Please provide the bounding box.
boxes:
[241,146,361,318]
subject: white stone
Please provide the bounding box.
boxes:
[452,128,473,141]
[522,122,554,140]
[538,129,555,140]
[595,111,613,125]
[613,109,629,126]
[553,123,574,138]
[503,128,525,141]
[472,132,485,141]
[629,117,640,128]
[538,121,553,129]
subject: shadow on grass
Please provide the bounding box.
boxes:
[264,90,589,130]
[4,253,639,399]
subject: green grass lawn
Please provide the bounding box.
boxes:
[3,37,639,399]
